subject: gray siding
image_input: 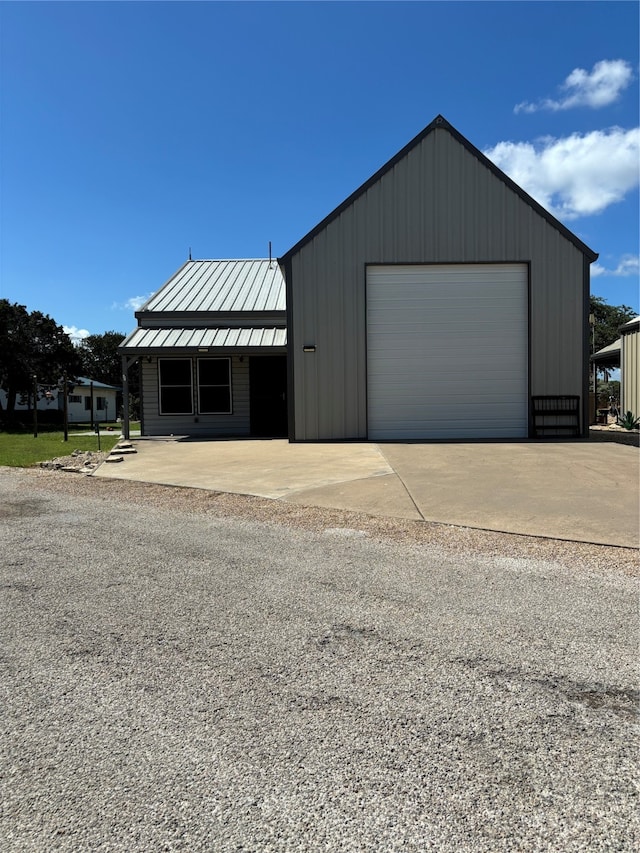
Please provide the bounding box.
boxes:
[621,328,639,417]
[141,356,250,437]
[287,126,590,440]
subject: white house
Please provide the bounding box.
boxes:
[0,377,120,423]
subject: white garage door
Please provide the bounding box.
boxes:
[367,264,528,440]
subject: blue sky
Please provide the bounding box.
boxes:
[1,0,638,342]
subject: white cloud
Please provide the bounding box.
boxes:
[515,59,634,113]
[591,254,639,278]
[64,325,90,344]
[112,294,153,311]
[484,126,640,219]
[125,295,152,311]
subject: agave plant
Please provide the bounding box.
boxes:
[618,411,640,430]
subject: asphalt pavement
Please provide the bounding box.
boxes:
[1,466,638,852]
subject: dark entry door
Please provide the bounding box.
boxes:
[249,356,288,437]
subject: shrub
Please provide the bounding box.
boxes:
[619,411,640,430]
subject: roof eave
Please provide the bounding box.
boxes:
[119,345,287,356]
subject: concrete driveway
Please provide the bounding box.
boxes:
[95,438,640,548]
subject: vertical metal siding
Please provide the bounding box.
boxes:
[621,330,639,417]
[290,127,587,440]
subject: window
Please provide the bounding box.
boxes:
[96,396,106,410]
[198,358,231,414]
[68,395,81,404]
[84,396,91,410]
[159,359,193,414]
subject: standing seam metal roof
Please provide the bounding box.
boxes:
[120,327,287,351]
[138,260,286,314]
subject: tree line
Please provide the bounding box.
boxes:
[0,300,138,422]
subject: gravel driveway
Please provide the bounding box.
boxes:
[1,467,638,852]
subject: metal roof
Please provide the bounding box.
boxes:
[591,338,621,364]
[120,327,287,352]
[138,260,286,314]
[73,377,120,390]
[620,316,640,334]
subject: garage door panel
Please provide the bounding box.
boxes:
[367,264,528,440]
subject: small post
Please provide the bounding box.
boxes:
[63,375,69,441]
[32,375,38,438]
[122,355,130,440]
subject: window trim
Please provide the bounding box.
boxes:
[197,357,233,415]
[158,358,194,415]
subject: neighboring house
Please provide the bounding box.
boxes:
[121,115,598,441]
[119,260,287,437]
[591,316,640,420]
[0,377,119,423]
[620,316,639,417]
[65,377,120,423]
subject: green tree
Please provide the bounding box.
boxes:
[590,295,635,352]
[0,300,82,419]
[77,330,140,418]
[78,331,126,386]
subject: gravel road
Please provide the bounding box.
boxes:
[1,466,638,852]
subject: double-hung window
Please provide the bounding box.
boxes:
[159,359,193,414]
[197,358,232,414]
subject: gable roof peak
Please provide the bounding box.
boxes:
[279,114,597,264]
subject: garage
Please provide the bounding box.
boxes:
[280,115,597,442]
[366,264,528,440]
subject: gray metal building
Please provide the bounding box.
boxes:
[279,115,598,441]
[120,260,287,438]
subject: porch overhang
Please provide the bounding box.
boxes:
[119,326,287,356]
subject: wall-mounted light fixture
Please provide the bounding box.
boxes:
[303,345,316,353]
[198,347,209,353]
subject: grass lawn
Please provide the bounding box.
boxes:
[0,430,121,467]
